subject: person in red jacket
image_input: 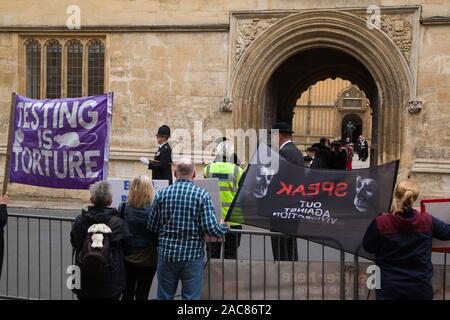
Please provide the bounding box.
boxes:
[363,180,450,300]
[345,143,353,170]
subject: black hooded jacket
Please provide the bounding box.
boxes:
[0,204,7,278]
[70,206,131,299]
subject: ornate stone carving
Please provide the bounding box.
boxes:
[358,13,413,62]
[408,100,423,114]
[380,15,412,62]
[219,97,233,112]
[235,18,280,63]
[234,12,414,66]
[335,85,367,110]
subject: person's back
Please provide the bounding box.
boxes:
[70,181,131,300]
[279,141,304,166]
[148,158,229,300]
[122,205,157,250]
[150,179,226,262]
[204,157,244,259]
[363,180,450,300]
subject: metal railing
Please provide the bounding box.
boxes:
[1,212,449,300]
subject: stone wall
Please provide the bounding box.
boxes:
[0,0,449,201]
[0,0,449,26]
[410,24,450,199]
[0,30,231,200]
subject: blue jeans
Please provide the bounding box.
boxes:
[157,257,204,300]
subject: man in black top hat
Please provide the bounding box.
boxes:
[270,122,303,261]
[140,125,173,184]
[272,122,304,167]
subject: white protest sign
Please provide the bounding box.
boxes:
[421,199,450,251]
[109,178,169,208]
[194,178,224,243]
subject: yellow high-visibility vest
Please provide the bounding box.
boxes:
[204,162,244,226]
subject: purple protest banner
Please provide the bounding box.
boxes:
[8,93,113,190]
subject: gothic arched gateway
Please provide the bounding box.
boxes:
[229,10,415,167]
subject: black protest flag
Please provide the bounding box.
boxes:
[227,143,399,259]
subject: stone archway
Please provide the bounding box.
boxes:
[230,10,414,166]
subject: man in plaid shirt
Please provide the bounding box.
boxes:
[148,158,229,300]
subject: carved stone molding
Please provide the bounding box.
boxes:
[415,147,450,160]
[235,18,280,63]
[380,15,413,63]
[411,159,450,174]
[353,13,413,63]
[219,97,233,112]
[231,8,418,69]
[408,100,423,114]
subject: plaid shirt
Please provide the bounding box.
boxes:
[148,179,228,262]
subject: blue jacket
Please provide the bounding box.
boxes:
[119,203,158,250]
[363,208,450,300]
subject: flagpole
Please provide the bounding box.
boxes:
[2,92,16,195]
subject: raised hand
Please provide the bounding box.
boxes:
[0,192,9,205]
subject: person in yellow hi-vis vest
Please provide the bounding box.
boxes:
[204,138,244,259]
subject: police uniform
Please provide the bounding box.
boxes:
[148,142,173,185]
[148,125,173,185]
[204,161,243,259]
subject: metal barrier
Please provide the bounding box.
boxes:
[0,212,449,300]
[0,213,75,300]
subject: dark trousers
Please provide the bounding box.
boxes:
[0,232,3,279]
[361,149,368,161]
[122,261,157,300]
[206,225,242,259]
[271,236,298,261]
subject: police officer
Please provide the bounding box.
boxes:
[140,125,173,185]
[204,138,243,259]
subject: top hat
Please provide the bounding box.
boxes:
[156,125,171,137]
[271,122,294,134]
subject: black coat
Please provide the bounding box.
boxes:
[148,143,173,184]
[0,204,7,278]
[70,206,131,299]
[271,141,302,261]
[310,156,328,169]
[279,142,304,166]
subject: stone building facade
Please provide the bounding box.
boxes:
[292,78,372,148]
[0,0,449,201]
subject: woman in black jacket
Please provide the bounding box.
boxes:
[0,193,9,279]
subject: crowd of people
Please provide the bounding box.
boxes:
[0,123,448,301]
[303,135,369,170]
[70,160,229,300]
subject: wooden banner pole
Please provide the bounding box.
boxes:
[2,92,16,195]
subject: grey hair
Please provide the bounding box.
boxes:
[89,180,112,207]
[176,158,195,178]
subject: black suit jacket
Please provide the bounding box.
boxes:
[310,156,327,169]
[148,143,173,184]
[279,141,304,166]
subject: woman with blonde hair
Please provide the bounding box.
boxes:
[363,179,450,300]
[119,175,158,300]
